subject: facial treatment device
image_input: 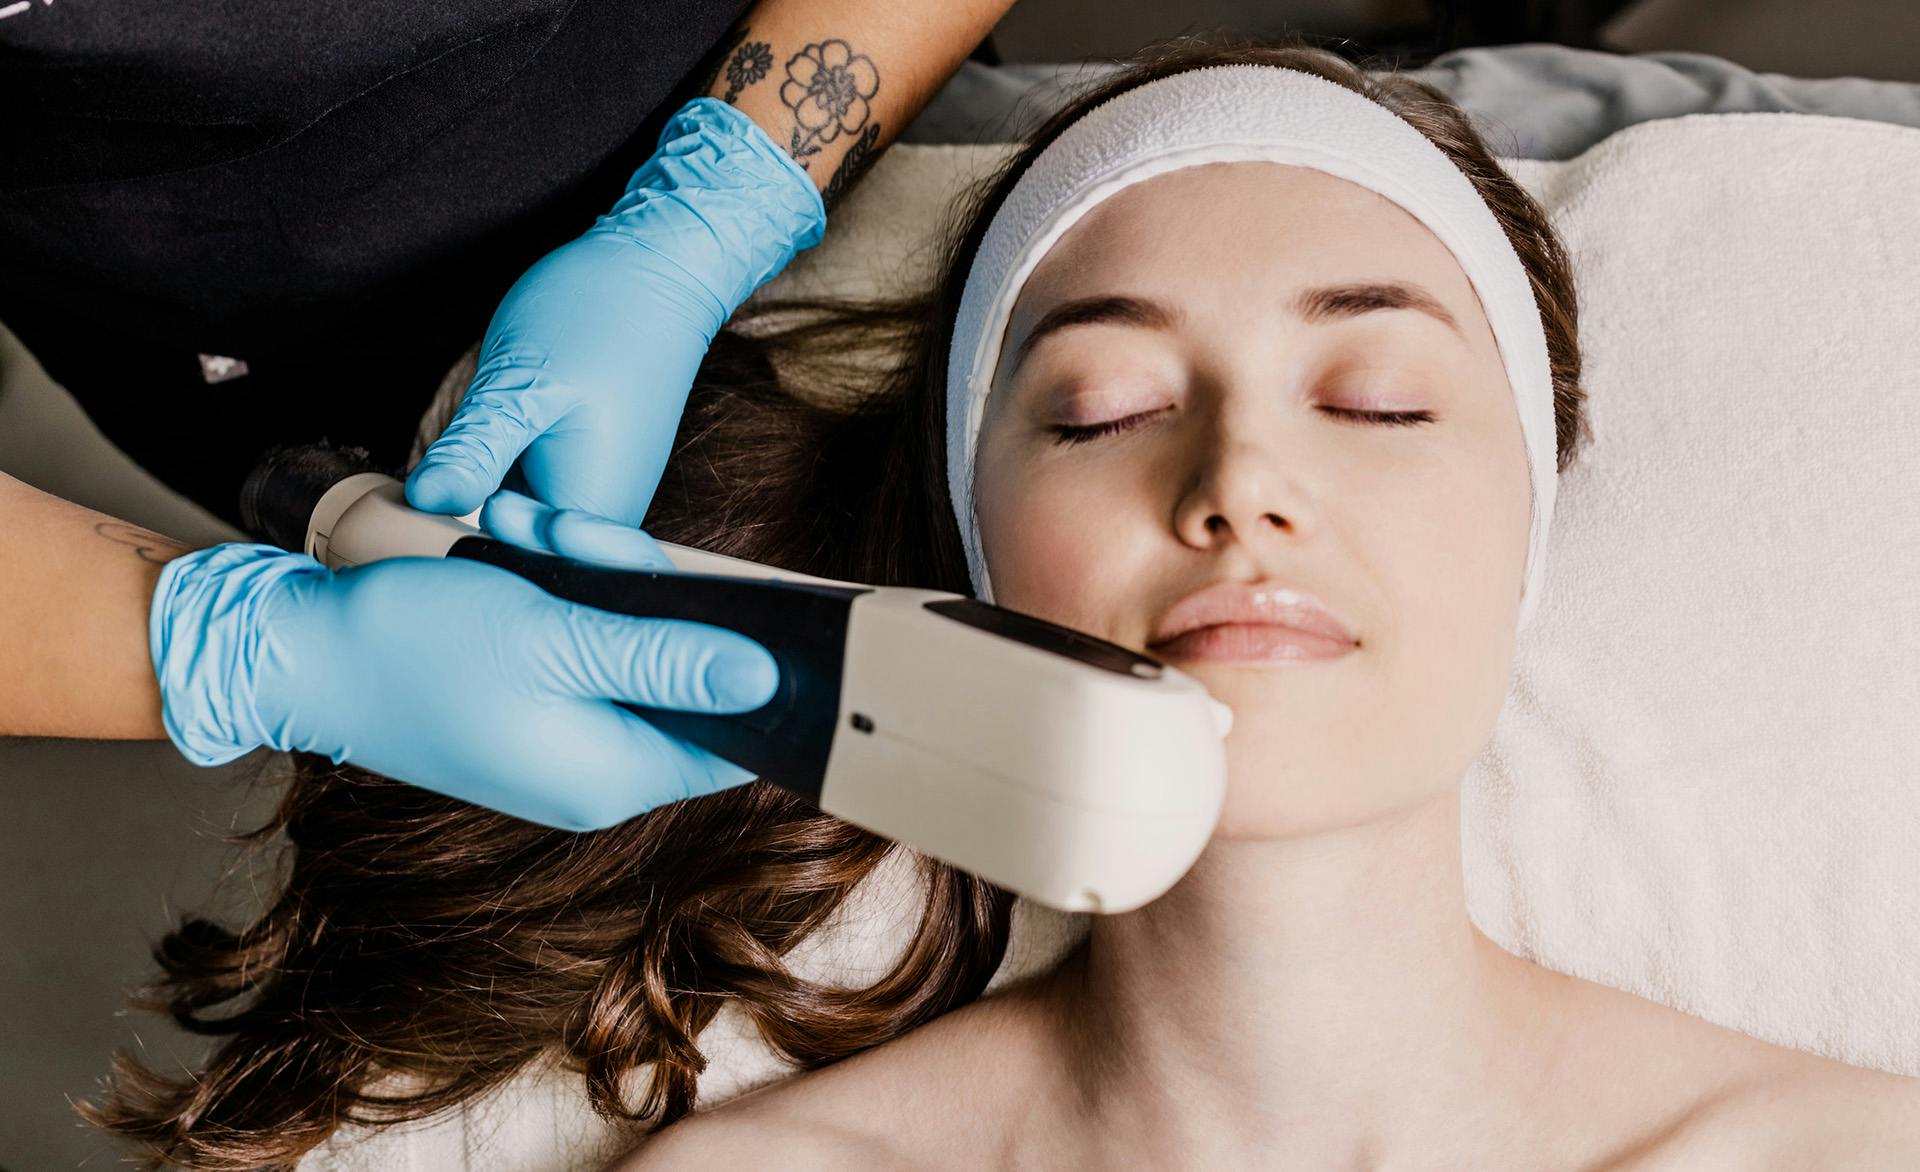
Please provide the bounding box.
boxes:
[239,443,1231,914]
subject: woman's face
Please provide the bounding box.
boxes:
[971,161,1531,839]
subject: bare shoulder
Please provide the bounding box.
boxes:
[1543,975,1920,1172]
[598,1057,932,1172]
[1647,1044,1920,1171]
[600,990,1047,1172]
[602,1095,903,1171]
[1709,1052,1920,1170]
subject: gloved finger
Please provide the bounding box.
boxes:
[549,603,780,715]
[549,703,762,829]
[480,489,674,571]
[611,712,763,805]
[406,386,562,516]
[515,402,683,528]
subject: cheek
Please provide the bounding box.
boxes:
[973,448,1137,631]
[1352,448,1524,776]
[1381,448,1524,660]
[1392,414,1532,691]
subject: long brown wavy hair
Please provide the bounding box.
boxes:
[83,32,1589,1170]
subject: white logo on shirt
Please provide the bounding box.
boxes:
[198,354,251,384]
[0,0,56,21]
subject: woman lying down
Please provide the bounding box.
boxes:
[86,33,1920,1171]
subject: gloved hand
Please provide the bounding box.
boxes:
[403,95,827,530]
[149,542,780,830]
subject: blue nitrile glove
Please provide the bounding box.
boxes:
[149,542,780,831]
[404,96,828,528]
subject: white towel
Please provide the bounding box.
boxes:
[321,109,1920,1171]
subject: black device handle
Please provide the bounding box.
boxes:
[448,537,866,804]
[239,440,867,803]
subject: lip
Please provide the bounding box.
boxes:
[1148,579,1359,663]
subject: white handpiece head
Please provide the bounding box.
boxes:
[654,539,1233,913]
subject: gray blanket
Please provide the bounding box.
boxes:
[902,42,1920,159]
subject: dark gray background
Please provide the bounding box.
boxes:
[986,0,1919,81]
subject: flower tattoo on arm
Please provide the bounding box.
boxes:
[721,37,774,104]
[779,39,881,168]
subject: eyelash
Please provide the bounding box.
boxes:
[1048,406,1437,446]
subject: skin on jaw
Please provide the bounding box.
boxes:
[967,161,1563,1167]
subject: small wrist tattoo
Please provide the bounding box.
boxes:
[721,37,775,104]
[94,521,189,565]
[778,37,881,170]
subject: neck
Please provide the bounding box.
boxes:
[1043,787,1576,1167]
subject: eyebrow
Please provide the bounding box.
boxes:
[1007,280,1466,376]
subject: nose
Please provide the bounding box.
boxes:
[1172,430,1317,554]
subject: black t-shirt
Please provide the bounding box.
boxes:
[0,0,749,527]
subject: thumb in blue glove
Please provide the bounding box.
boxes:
[150,543,780,830]
[404,96,826,529]
[477,487,679,571]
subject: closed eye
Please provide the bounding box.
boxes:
[1329,407,1437,428]
[1048,406,1437,446]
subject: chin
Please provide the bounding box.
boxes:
[1206,725,1330,840]
[1205,697,1428,841]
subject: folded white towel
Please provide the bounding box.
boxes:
[1463,112,1920,1078]
[324,109,1920,1171]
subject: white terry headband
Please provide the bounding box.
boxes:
[945,63,1558,633]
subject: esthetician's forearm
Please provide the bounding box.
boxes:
[702,0,1014,208]
[0,471,185,740]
